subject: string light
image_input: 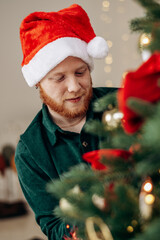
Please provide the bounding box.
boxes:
[113,112,123,120]
[139,178,155,220]
[102,0,110,8]
[142,179,155,204]
[102,1,110,12]
[142,178,153,193]
[145,194,155,205]
[102,108,123,129]
[105,54,113,64]
[101,1,113,85]
[143,182,153,193]
[139,33,152,49]
[107,40,113,48]
[66,224,70,229]
[105,113,112,122]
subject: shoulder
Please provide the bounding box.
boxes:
[24,110,43,134]
[15,139,30,164]
[15,109,43,160]
[92,87,118,99]
[20,109,43,142]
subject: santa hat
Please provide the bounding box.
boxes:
[20,4,108,87]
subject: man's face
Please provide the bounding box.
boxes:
[39,56,93,118]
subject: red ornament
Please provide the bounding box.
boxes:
[82,149,132,170]
[118,52,160,134]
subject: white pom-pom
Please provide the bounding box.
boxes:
[87,36,109,58]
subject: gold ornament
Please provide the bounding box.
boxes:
[85,217,113,240]
[102,108,123,130]
[127,225,134,233]
[131,220,138,227]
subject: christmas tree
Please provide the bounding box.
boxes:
[47,0,160,239]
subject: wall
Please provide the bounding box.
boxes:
[0,0,144,149]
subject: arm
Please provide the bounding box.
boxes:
[15,140,71,240]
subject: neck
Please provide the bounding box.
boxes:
[48,107,86,133]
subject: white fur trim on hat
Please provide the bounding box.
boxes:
[87,36,109,58]
[22,37,94,87]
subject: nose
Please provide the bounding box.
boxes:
[67,76,81,93]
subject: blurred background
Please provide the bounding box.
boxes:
[0,0,144,239]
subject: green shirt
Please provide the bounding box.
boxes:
[15,87,116,240]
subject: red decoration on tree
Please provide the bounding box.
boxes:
[63,228,79,240]
[118,52,160,134]
[83,149,132,170]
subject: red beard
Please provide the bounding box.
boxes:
[39,83,93,119]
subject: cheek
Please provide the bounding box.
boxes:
[82,76,92,89]
[50,88,64,101]
[41,82,64,98]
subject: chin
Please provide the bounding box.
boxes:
[61,107,87,119]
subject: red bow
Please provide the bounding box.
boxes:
[83,149,132,170]
[118,52,160,134]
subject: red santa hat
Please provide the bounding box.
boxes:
[20,4,108,87]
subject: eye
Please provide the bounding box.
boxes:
[75,67,87,77]
[56,75,65,82]
[48,75,65,82]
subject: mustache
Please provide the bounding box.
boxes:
[64,91,86,100]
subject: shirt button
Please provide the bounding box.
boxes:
[82,141,88,147]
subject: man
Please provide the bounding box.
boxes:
[15,4,117,240]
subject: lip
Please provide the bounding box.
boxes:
[66,96,82,103]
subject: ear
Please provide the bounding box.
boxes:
[35,83,40,89]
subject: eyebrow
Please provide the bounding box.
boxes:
[48,64,88,78]
[76,64,88,71]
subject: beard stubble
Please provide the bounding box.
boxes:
[39,82,93,119]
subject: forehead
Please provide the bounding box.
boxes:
[48,56,87,74]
